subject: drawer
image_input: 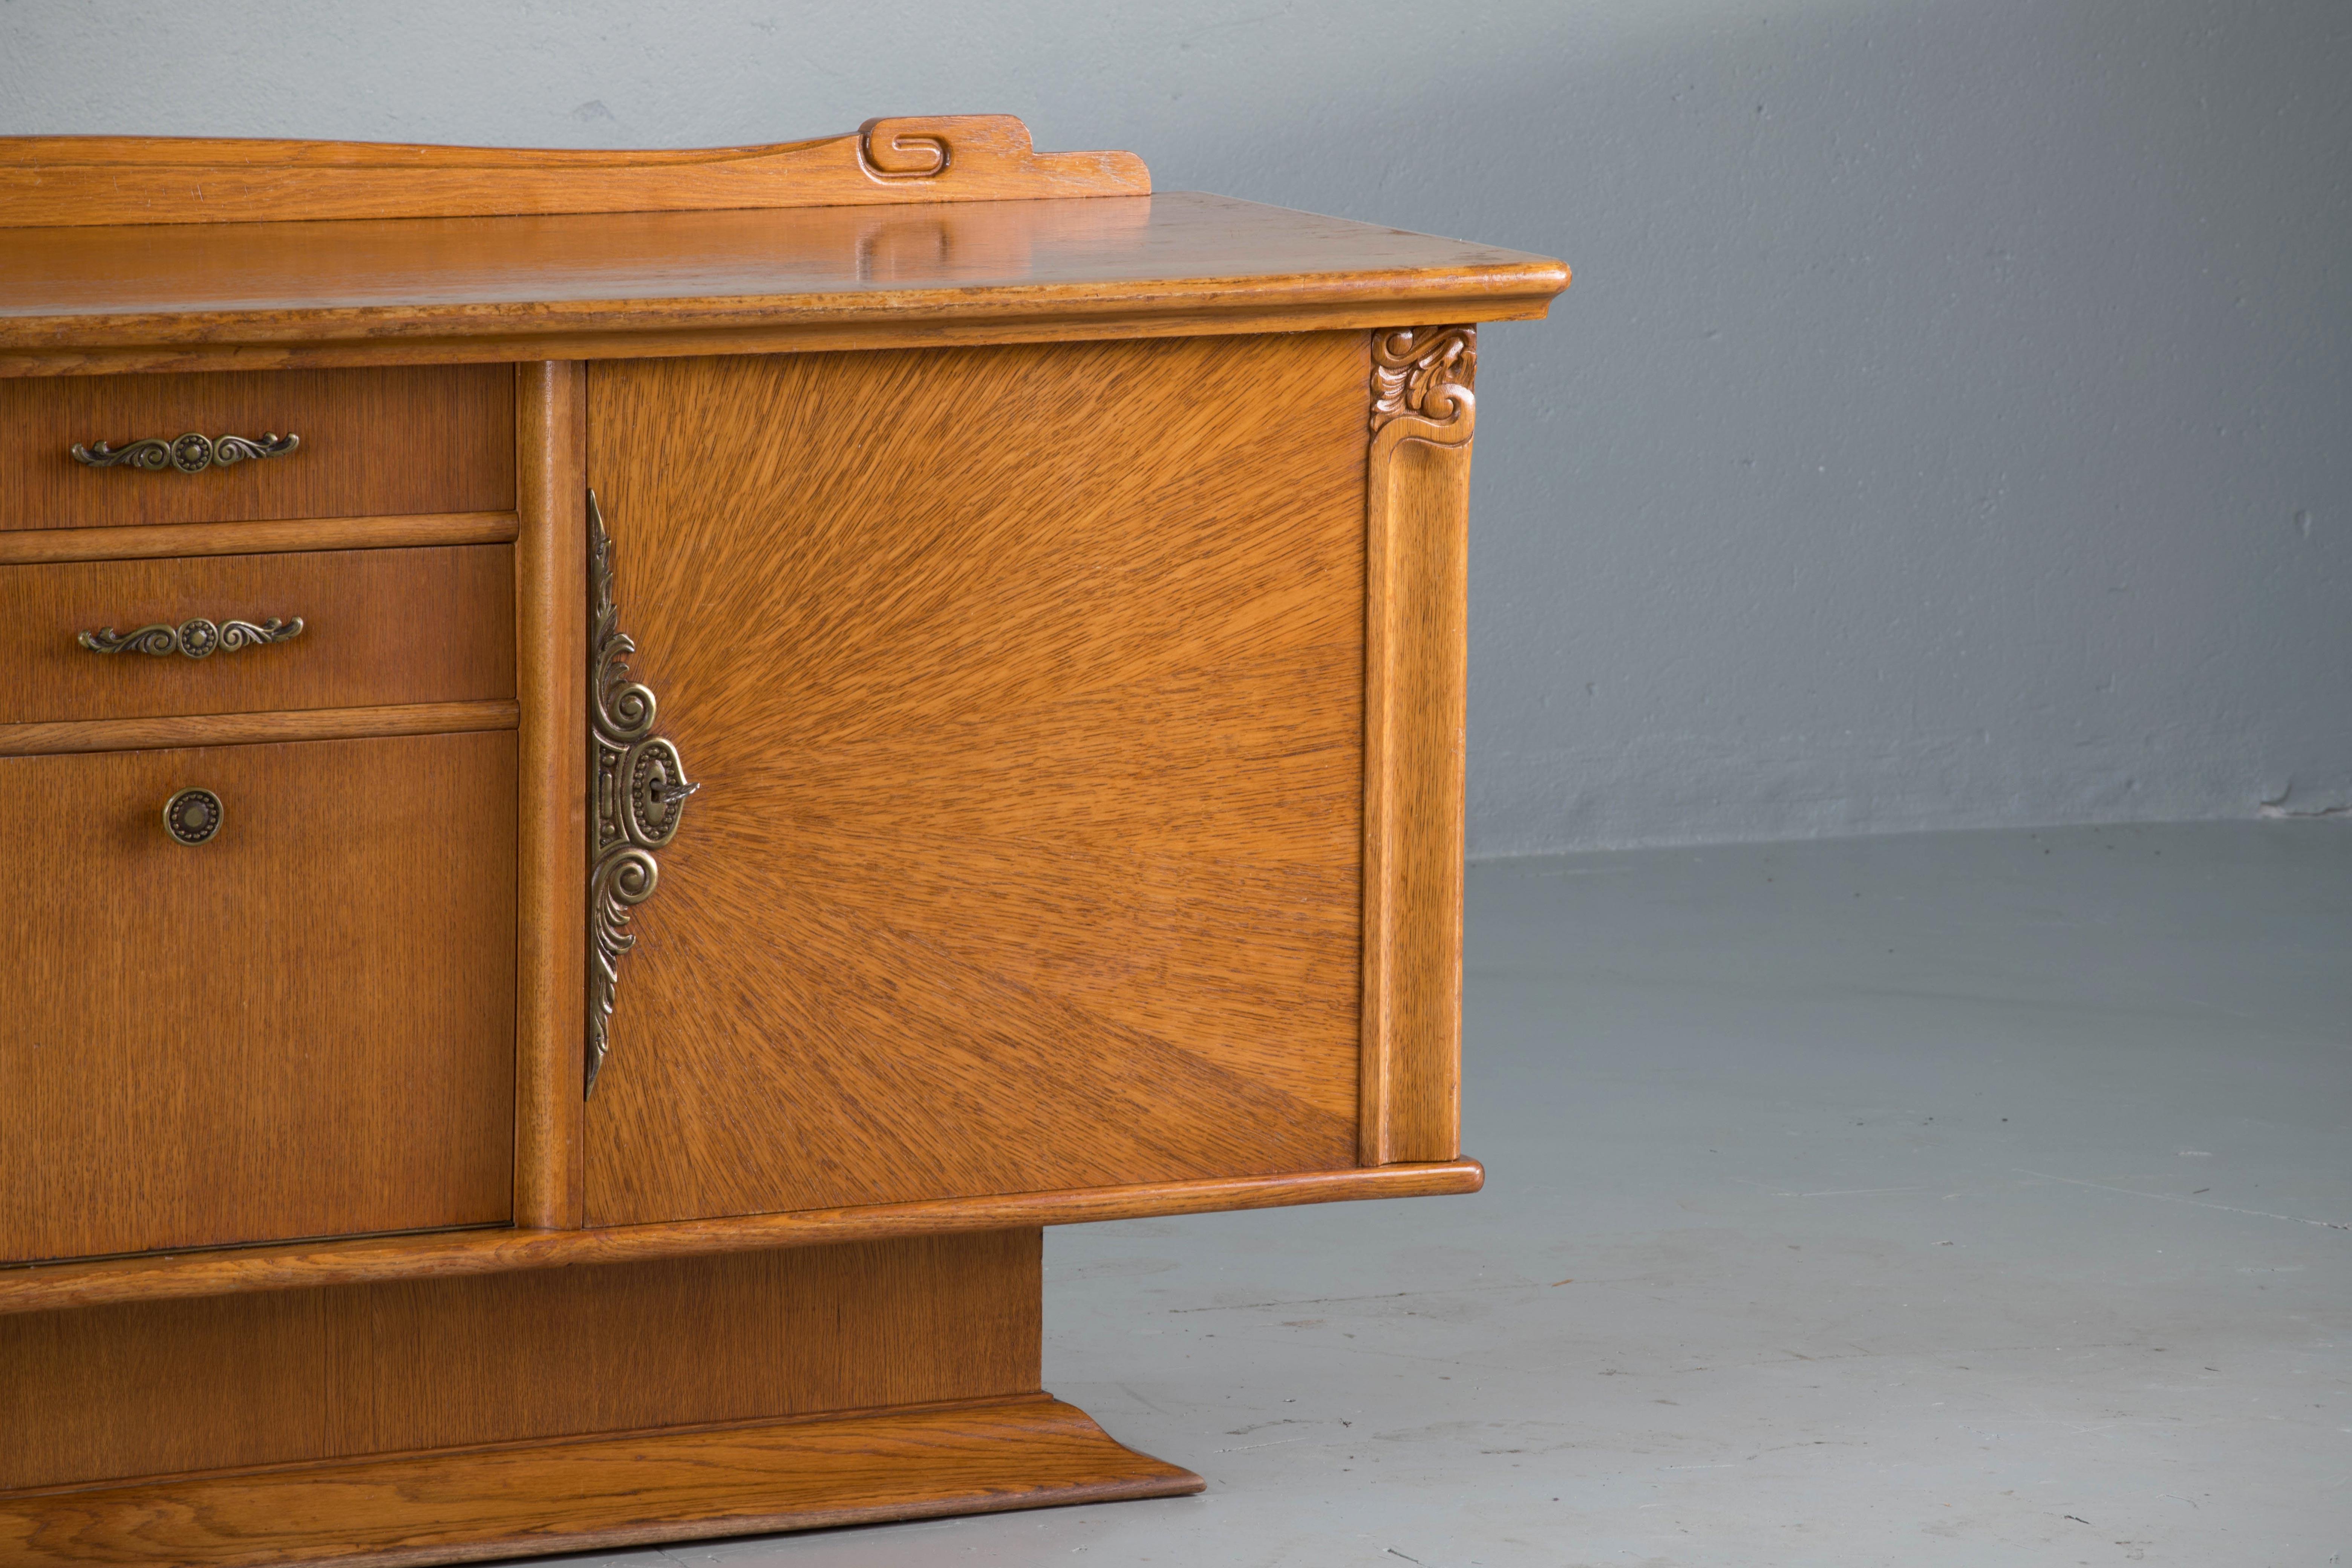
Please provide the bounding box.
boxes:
[0,365,514,531]
[0,731,516,1264]
[0,544,515,725]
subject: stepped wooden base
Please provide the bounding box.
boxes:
[0,1396,1201,1567]
[0,1229,1200,1566]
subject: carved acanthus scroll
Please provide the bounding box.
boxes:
[1369,326,1476,435]
[586,489,699,1098]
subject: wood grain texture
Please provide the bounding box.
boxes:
[0,544,514,725]
[0,701,518,758]
[512,363,586,1230]
[0,193,1568,378]
[0,116,1148,228]
[585,334,1369,1224]
[0,511,516,566]
[0,1161,1484,1318]
[0,732,516,1264]
[0,1288,334,1496]
[1360,329,1476,1165]
[0,1231,1038,1493]
[0,366,513,525]
[0,1398,1194,1568]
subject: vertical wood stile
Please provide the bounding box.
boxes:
[514,361,588,1227]
[1360,327,1476,1165]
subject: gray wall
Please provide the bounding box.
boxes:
[6,0,2346,854]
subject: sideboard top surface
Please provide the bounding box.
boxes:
[0,191,1569,376]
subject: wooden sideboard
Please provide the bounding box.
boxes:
[0,117,1568,1565]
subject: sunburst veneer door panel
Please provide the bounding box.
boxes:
[585,334,1368,1224]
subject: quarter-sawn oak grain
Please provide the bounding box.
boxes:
[2,732,516,1264]
[585,333,1368,1225]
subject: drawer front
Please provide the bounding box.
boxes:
[0,544,516,725]
[0,731,516,1264]
[583,335,1368,1226]
[0,365,514,531]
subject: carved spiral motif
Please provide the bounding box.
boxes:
[1369,326,1477,432]
[80,622,182,656]
[858,121,951,180]
[587,845,661,1095]
[595,647,657,743]
[70,432,300,472]
[584,489,698,1098]
[216,616,303,651]
[78,616,303,657]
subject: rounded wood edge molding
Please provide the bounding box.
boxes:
[0,700,521,758]
[0,1160,1485,1317]
[0,511,519,566]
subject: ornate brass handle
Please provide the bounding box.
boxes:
[163,787,224,845]
[79,617,304,658]
[585,488,698,1098]
[71,432,300,473]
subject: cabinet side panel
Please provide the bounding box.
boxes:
[585,335,1366,1224]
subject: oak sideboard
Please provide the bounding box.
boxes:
[0,116,1568,1565]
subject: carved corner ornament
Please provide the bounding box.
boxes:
[1369,326,1476,439]
[587,489,699,1098]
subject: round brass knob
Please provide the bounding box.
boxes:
[164,787,224,845]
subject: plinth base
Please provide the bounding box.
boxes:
[0,1395,1201,1567]
[0,1229,1199,1566]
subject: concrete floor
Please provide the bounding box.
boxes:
[564,823,2350,1567]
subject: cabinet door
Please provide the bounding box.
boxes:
[1,732,516,1263]
[585,334,1369,1224]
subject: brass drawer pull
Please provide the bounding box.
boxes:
[162,787,224,845]
[70,431,300,473]
[78,617,304,658]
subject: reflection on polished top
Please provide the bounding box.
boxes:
[0,118,1566,373]
[0,196,1566,372]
